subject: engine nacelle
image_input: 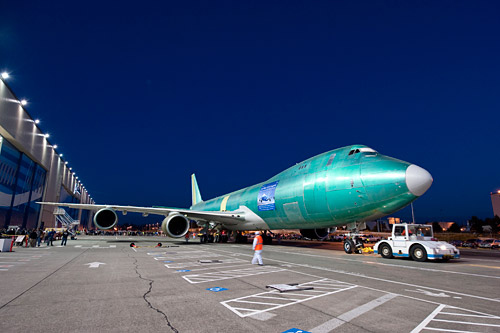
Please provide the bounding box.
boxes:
[94,208,118,230]
[300,228,330,240]
[161,214,190,238]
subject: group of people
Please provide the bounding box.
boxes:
[24,228,71,247]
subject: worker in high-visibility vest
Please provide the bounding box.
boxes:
[251,231,264,266]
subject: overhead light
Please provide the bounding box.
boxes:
[45,134,50,138]
[60,154,63,157]
[20,99,27,106]
[53,145,58,149]
[1,72,9,79]
[35,119,40,124]
[69,167,72,170]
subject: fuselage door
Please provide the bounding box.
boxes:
[303,171,329,217]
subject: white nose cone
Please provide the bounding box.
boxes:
[406,164,433,196]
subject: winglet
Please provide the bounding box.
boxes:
[191,173,203,206]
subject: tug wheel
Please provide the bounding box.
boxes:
[411,245,427,262]
[379,243,393,259]
[343,239,354,254]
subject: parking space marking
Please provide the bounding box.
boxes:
[221,278,357,318]
[148,250,223,259]
[0,253,51,271]
[214,247,500,305]
[164,258,247,269]
[310,293,397,332]
[411,304,500,333]
[173,263,256,273]
[183,266,287,284]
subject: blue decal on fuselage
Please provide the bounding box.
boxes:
[258,181,279,211]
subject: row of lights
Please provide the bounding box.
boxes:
[1,71,93,203]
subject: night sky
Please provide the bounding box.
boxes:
[1,1,499,225]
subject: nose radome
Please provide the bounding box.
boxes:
[406,164,433,196]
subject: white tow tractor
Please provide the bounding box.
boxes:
[373,223,460,262]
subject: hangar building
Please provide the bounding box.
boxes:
[0,74,94,231]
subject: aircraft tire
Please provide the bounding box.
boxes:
[379,243,393,259]
[343,239,354,254]
[411,244,427,262]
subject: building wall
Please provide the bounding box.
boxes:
[0,78,94,230]
[492,192,500,218]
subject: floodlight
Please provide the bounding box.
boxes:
[20,99,27,106]
[45,134,50,138]
[35,119,40,124]
[53,145,58,149]
[1,72,9,79]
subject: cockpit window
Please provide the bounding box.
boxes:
[349,147,378,157]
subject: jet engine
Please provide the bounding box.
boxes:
[161,214,190,238]
[300,228,330,240]
[94,208,118,230]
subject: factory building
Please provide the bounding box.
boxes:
[0,73,94,231]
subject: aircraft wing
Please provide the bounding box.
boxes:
[37,202,245,225]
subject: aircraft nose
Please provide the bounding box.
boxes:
[405,164,433,196]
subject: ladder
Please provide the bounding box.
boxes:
[53,207,79,234]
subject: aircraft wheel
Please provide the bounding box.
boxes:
[343,239,354,254]
[411,245,427,262]
[379,243,393,259]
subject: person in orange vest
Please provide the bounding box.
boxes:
[251,231,264,266]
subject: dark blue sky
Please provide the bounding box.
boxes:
[1,1,499,224]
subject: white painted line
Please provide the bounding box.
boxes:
[411,304,446,333]
[421,328,481,332]
[164,258,246,268]
[183,266,286,284]
[433,319,500,327]
[110,245,116,248]
[266,249,500,280]
[131,247,137,252]
[310,293,397,332]
[171,263,255,273]
[439,312,496,318]
[221,279,357,318]
[232,300,281,306]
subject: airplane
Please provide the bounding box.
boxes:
[38,144,433,240]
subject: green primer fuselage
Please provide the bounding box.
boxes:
[191,145,419,230]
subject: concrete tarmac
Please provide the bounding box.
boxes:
[1,236,499,333]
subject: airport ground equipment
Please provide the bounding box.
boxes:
[373,223,460,261]
[343,234,365,254]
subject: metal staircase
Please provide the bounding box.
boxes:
[53,207,79,234]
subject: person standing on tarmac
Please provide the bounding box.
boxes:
[251,231,264,266]
[61,229,69,246]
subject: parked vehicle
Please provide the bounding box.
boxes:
[479,239,494,248]
[462,239,482,248]
[491,240,500,249]
[448,240,463,247]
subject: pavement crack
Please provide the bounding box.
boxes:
[131,255,179,333]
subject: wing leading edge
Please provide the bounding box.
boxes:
[36,202,245,226]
